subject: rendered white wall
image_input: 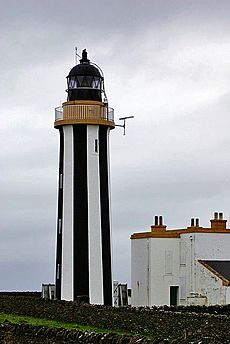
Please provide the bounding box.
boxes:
[131,238,150,306]
[226,287,230,304]
[193,233,230,260]
[131,231,230,307]
[149,238,180,306]
[196,262,226,305]
[179,234,196,299]
[180,233,230,303]
[131,237,180,306]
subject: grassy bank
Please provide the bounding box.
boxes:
[0,312,135,338]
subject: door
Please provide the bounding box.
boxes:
[170,286,179,306]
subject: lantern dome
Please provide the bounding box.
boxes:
[67,49,104,102]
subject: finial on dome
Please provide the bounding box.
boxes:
[80,49,90,64]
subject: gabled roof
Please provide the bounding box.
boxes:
[198,260,230,286]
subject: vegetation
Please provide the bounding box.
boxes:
[0,312,134,337]
[1,296,230,342]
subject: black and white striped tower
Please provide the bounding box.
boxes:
[54,49,114,305]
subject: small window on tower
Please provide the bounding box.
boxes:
[94,139,98,153]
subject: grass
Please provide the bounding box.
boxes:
[0,312,133,337]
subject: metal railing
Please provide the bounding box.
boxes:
[107,107,114,121]
[55,104,114,122]
[55,106,63,121]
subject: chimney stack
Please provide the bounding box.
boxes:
[210,212,227,230]
[151,215,167,232]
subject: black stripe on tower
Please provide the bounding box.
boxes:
[55,127,64,300]
[99,126,112,306]
[73,125,89,301]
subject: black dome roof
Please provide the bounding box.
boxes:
[67,49,102,78]
[68,63,101,77]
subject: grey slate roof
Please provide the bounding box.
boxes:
[200,260,230,283]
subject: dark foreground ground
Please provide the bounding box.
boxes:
[0,293,230,343]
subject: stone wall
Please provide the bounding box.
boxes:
[0,322,151,344]
[0,291,40,297]
[0,295,230,343]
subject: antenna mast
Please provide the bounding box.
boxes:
[116,116,134,135]
[75,47,78,64]
[75,46,81,64]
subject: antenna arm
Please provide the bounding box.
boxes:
[115,122,126,135]
[116,116,134,135]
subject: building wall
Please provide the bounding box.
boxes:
[131,238,149,306]
[149,238,180,306]
[131,231,230,307]
[180,233,230,304]
[192,233,230,260]
[195,263,226,305]
[131,237,180,306]
[226,288,230,304]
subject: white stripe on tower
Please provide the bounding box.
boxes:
[87,125,104,304]
[107,128,114,304]
[61,125,74,301]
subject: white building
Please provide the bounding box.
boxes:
[131,212,230,306]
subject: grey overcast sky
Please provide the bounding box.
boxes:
[1,0,230,290]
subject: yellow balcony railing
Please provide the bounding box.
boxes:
[55,104,114,123]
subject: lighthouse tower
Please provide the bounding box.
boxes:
[54,50,114,305]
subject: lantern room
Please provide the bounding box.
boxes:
[67,49,104,102]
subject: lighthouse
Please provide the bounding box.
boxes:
[54,49,114,305]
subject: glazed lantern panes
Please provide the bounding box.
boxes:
[92,76,101,89]
[68,77,77,89]
[67,75,102,90]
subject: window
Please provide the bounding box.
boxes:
[58,219,62,234]
[92,76,101,89]
[68,77,77,89]
[165,250,173,274]
[59,174,63,189]
[94,139,98,153]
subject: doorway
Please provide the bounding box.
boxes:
[170,286,179,306]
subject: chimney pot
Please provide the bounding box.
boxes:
[191,218,195,227]
[214,212,218,220]
[159,216,163,226]
[219,212,223,220]
[195,218,199,227]
[154,216,158,226]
